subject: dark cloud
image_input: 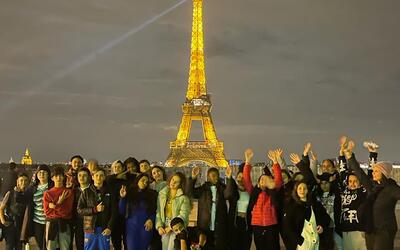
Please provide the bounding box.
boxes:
[0,0,399,163]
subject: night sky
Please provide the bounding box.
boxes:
[0,0,399,163]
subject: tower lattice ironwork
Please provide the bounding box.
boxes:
[165,0,228,167]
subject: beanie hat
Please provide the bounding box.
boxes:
[373,161,393,178]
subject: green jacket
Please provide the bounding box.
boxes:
[156,187,191,229]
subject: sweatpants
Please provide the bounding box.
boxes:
[253,224,280,250]
[84,227,111,250]
[342,231,367,250]
[365,229,396,250]
[33,221,46,250]
[45,221,71,250]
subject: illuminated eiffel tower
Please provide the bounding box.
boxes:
[165,0,228,167]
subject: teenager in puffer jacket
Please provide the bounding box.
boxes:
[242,149,283,250]
[156,172,191,250]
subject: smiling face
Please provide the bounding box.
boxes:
[138,176,149,190]
[372,166,383,182]
[140,162,150,173]
[347,174,361,190]
[71,157,83,170]
[37,170,48,184]
[169,175,182,190]
[152,168,164,182]
[297,183,308,201]
[17,175,29,191]
[112,162,124,175]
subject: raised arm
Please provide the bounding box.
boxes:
[344,141,373,193]
[223,166,238,200]
[269,149,283,190]
[243,149,254,194]
[290,143,317,186]
[186,166,202,199]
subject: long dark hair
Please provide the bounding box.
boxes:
[126,173,155,212]
[167,172,186,194]
[292,181,312,205]
[150,165,167,182]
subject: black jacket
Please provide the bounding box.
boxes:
[282,198,331,250]
[77,185,116,233]
[348,154,400,231]
[337,155,372,233]
[186,177,233,249]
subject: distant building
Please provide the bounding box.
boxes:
[21,148,33,165]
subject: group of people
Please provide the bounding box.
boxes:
[0,136,399,250]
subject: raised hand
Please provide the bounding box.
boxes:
[144,219,153,231]
[310,150,317,162]
[267,150,277,164]
[226,165,232,179]
[364,141,379,153]
[192,166,201,179]
[290,153,301,165]
[343,140,355,159]
[303,143,312,156]
[244,148,254,163]
[339,136,348,155]
[275,148,284,161]
[120,185,127,198]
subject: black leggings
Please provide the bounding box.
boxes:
[33,222,46,250]
[253,225,280,250]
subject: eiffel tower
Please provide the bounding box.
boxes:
[165,0,228,167]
